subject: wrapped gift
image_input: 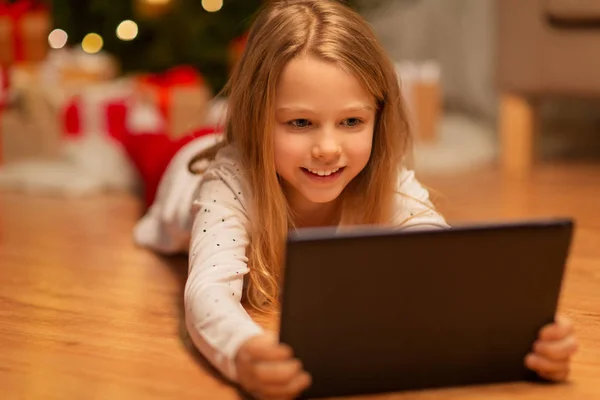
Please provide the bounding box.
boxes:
[10,48,121,102]
[136,65,213,139]
[61,83,132,142]
[42,48,121,87]
[2,71,135,165]
[0,79,139,196]
[0,0,50,66]
[0,48,120,164]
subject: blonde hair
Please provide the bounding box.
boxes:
[190,0,411,314]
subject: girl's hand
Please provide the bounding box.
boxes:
[236,332,312,400]
[525,315,578,382]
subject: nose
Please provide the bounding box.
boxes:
[312,128,341,162]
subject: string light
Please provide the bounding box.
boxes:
[202,0,223,12]
[116,20,139,41]
[82,33,104,54]
[48,29,68,49]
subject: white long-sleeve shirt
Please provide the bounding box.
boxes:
[133,137,448,383]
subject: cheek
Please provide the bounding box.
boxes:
[273,128,300,173]
[347,129,374,166]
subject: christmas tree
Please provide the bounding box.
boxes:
[51,0,385,93]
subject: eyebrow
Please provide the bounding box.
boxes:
[276,105,375,113]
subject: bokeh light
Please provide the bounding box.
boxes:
[116,20,139,41]
[82,33,104,54]
[202,0,223,12]
[48,29,68,49]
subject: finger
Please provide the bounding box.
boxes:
[525,353,570,375]
[534,336,578,361]
[539,317,574,341]
[538,368,570,382]
[254,359,303,385]
[258,372,312,399]
[556,314,574,329]
[244,338,293,362]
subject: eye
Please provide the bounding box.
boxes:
[342,118,363,128]
[288,119,312,129]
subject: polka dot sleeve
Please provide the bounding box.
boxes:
[184,154,263,383]
[392,168,450,230]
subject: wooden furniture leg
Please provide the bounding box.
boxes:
[499,93,539,175]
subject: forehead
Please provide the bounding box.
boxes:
[275,55,374,109]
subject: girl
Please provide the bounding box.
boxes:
[134,1,578,399]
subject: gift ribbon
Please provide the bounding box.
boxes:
[137,65,203,124]
[62,95,128,142]
[0,0,46,63]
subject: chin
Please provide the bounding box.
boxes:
[300,189,344,205]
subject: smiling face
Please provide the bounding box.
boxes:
[273,54,376,216]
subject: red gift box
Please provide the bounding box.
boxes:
[0,0,50,66]
[136,65,213,139]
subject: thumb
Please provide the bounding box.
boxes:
[244,332,292,361]
[248,331,277,349]
[263,330,279,343]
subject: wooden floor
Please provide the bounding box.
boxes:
[1,163,599,400]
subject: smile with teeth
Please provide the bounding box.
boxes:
[304,167,343,177]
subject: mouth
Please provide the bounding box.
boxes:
[301,167,345,180]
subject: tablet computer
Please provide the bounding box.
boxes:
[279,218,574,398]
